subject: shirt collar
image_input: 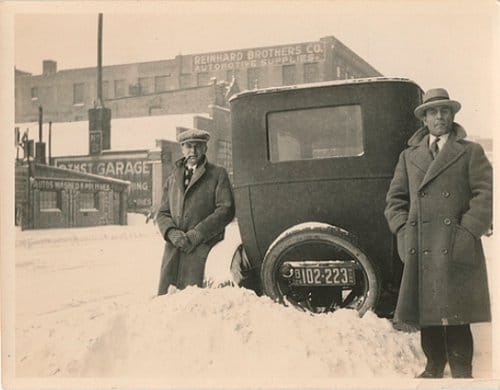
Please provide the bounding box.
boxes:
[429,132,449,149]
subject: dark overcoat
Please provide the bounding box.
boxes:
[385,123,492,326]
[156,157,235,294]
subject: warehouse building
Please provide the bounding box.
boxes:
[15,35,382,123]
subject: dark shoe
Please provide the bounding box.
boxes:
[416,370,444,378]
[452,371,472,379]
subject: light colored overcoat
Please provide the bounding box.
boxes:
[385,123,492,326]
[156,157,235,294]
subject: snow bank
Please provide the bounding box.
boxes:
[15,214,158,248]
[78,287,423,379]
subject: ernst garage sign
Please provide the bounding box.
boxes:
[54,156,152,209]
[193,41,325,72]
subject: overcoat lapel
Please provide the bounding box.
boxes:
[408,134,433,174]
[418,132,466,190]
[175,163,185,193]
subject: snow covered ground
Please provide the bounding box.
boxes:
[10,215,496,387]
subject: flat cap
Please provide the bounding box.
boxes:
[177,127,211,144]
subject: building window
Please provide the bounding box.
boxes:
[336,65,341,79]
[154,75,171,92]
[114,79,126,98]
[197,72,210,86]
[102,81,109,100]
[73,83,85,104]
[268,104,364,162]
[282,65,296,86]
[216,140,233,175]
[304,63,320,83]
[247,68,261,89]
[80,192,98,210]
[31,87,38,100]
[40,190,61,210]
[139,77,153,95]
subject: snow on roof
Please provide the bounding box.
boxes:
[16,113,206,157]
[229,77,420,102]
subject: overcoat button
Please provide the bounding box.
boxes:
[423,250,430,255]
[419,191,426,197]
[442,249,448,254]
[409,248,416,255]
[444,218,451,225]
[442,191,450,197]
[410,221,417,226]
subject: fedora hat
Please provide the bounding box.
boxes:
[177,127,210,144]
[414,88,461,120]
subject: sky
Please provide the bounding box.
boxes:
[6,0,500,138]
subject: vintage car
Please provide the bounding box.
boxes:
[228,78,423,316]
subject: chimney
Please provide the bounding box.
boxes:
[42,60,57,75]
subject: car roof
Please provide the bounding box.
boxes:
[229,77,420,102]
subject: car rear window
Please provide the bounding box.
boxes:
[267,105,364,162]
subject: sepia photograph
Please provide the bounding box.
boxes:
[1,0,498,388]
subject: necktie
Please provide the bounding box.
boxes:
[430,137,440,159]
[184,167,194,188]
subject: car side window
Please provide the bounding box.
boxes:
[267,104,364,162]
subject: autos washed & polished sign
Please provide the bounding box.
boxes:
[55,157,152,209]
[193,41,325,72]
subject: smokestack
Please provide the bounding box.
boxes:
[42,60,57,75]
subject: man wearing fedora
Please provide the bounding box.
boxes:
[385,88,492,378]
[156,128,235,295]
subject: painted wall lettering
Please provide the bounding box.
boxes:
[192,41,325,73]
[54,156,152,209]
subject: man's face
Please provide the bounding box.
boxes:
[423,105,454,136]
[181,141,208,166]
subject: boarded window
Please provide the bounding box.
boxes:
[114,79,126,98]
[139,77,153,94]
[226,69,240,82]
[73,83,85,104]
[80,192,98,210]
[304,63,320,83]
[268,105,364,162]
[282,65,296,86]
[197,72,210,86]
[154,75,171,92]
[40,190,60,210]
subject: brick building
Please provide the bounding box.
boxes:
[15,35,382,123]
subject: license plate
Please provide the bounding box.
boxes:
[286,261,356,286]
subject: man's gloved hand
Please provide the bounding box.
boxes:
[166,228,189,250]
[183,229,204,253]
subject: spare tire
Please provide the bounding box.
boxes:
[261,222,380,316]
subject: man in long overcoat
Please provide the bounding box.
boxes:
[385,88,492,378]
[156,128,235,294]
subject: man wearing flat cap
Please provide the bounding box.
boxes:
[156,127,235,294]
[385,88,492,378]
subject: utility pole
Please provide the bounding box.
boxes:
[89,13,111,155]
[97,13,103,107]
[35,106,46,164]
